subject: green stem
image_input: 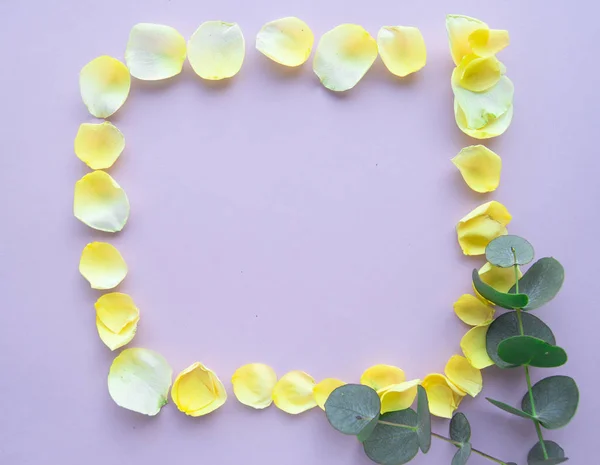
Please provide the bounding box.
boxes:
[377,420,416,430]
[431,432,509,465]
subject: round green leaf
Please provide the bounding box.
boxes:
[452,443,472,465]
[510,257,564,310]
[521,376,579,429]
[486,235,535,268]
[486,397,536,421]
[528,440,566,465]
[325,384,380,436]
[498,336,567,368]
[416,386,431,453]
[473,269,529,309]
[363,410,419,465]
[449,412,471,444]
[486,311,556,368]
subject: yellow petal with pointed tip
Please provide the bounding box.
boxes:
[456,201,512,255]
[172,362,227,416]
[378,379,421,414]
[456,54,501,92]
[97,317,138,351]
[377,26,426,77]
[446,14,488,65]
[453,294,494,326]
[256,17,314,67]
[94,292,139,350]
[125,23,187,80]
[313,378,345,410]
[469,29,509,58]
[455,99,513,139]
[361,365,406,391]
[272,370,317,414]
[452,145,502,193]
[188,21,245,80]
[74,171,130,232]
[421,374,463,419]
[313,24,378,92]
[74,122,125,170]
[108,348,172,415]
[445,355,483,397]
[80,56,130,118]
[479,262,522,293]
[461,325,494,369]
[231,363,278,409]
[79,242,127,290]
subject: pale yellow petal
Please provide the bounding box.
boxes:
[360,365,406,391]
[421,374,463,419]
[188,21,245,80]
[256,17,314,67]
[378,379,421,414]
[231,363,277,409]
[79,242,127,290]
[377,26,426,77]
[313,378,345,410]
[469,28,510,58]
[172,362,227,416]
[95,292,140,333]
[446,14,488,65]
[125,23,187,80]
[272,370,317,414]
[445,355,483,397]
[80,56,131,118]
[74,171,130,233]
[453,294,494,326]
[74,122,125,170]
[461,325,494,369]
[451,145,502,193]
[313,24,378,92]
[455,99,513,139]
[456,54,501,92]
[96,317,138,351]
[456,201,512,255]
[479,262,522,293]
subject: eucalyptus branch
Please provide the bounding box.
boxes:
[431,432,509,465]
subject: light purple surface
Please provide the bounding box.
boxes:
[0,1,597,464]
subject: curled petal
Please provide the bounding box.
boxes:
[79,242,127,290]
[95,292,139,350]
[453,294,494,326]
[313,378,345,410]
[97,318,138,351]
[125,23,187,80]
[231,363,277,409]
[377,26,426,77]
[360,364,406,391]
[74,122,125,170]
[80,56,130,118]
[172,362,227,416]
[451,145,502,193]
[445,355,483,397]
[478,262,522,293]
[421,374,464,419]
[461,325,494,369]
[74,171,130,232]
[446,14,488,65]
[456,201,512,255]
[378,379,421,414]
[272,370,317,414]
[108,348,172,415]
[313,24,378,92]
[256,17,314,67]
[456,54,502,92]
[188,21,245,80]
[455,99,513,139]
[469,28,509,58]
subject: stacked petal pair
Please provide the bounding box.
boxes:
[361,365,421,414]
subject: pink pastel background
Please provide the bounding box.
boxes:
[0,1,597,464]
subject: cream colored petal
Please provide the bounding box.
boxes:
[272,370,317,414]
[95,292,140,333]
[172,362,227,416]
[256,17,314,67]
[188,21,245,80]
[80,56,131,118]
[107,348,172,415]
[453,294,494,326]
[96,317,138,351]
[461,325,494,369]
[455,99,514,139]
[469,28,510,58]
[421,374,464,419]
[231,363,278,409]
[79,242,127,290]
[445,355,483,397]
[360,365,406,391]
[378,379,421,414]
[479,262,522,293]
[74,171,130,232]
[313,24,378,92]
[456,201,512,255]
[313,378,345,410]
[446,15,488,65]
[451,145,502,193]
[74,122,125,170]
[377,26,426,77]
[456,54,501,92]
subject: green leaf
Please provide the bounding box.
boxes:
[510,257,564,310]
[449,412,471,444]
[528,440,567,465]
[522,376,579,429]
[325,384,380,436]
[416,386,431,453]
[486,397,536,421]
[363,410,419,465]
[498,336,567,368]
[452,443,472,465]
[472,269,529,309]
[529,459,568,465]
[486,311,556,368]
[486,235,535,268]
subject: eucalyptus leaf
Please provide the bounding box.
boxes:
[521,376,579,430]
[486,397,536,421]
[452,443,472,465]
[363,409,419,465]
[449,412,471,444]
[498,336,567,368]
[472,269,529,309]
[510,257,564,310]
[416,386,431,453]
[486,311,556,368]
[529,459,568,465]
[325,384,380,436]
[486,235,535,268]
[528,440,567,465]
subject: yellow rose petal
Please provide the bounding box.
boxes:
[453,294,494,326]
[469,28,510,58]
[455,99,513,139]
[256,17,314,67]
[74,171,130,232]
[456,201,512,255]
[97,318,138,351]
[377,26,426,77]
[379,379,421,414]
[445,355,483,397]
[74,122,125,170]
[360,365,406,391]
[313,378,345,410]
[80,56,131,118]
[188,21,245,80]
[79,242,127,290]
[272,370,317,414]
[231,363,277,409]
[421,374,463,419]
[172,362,227,416]
[451,145,502,193]
[108,348,172,415]
[461,325,494,369]
[95,292,140,350]
[456,54,502,92]
[479,262,522,293]
[125,23,187,80]
[446,14,488,65]
[313,24,378,92]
